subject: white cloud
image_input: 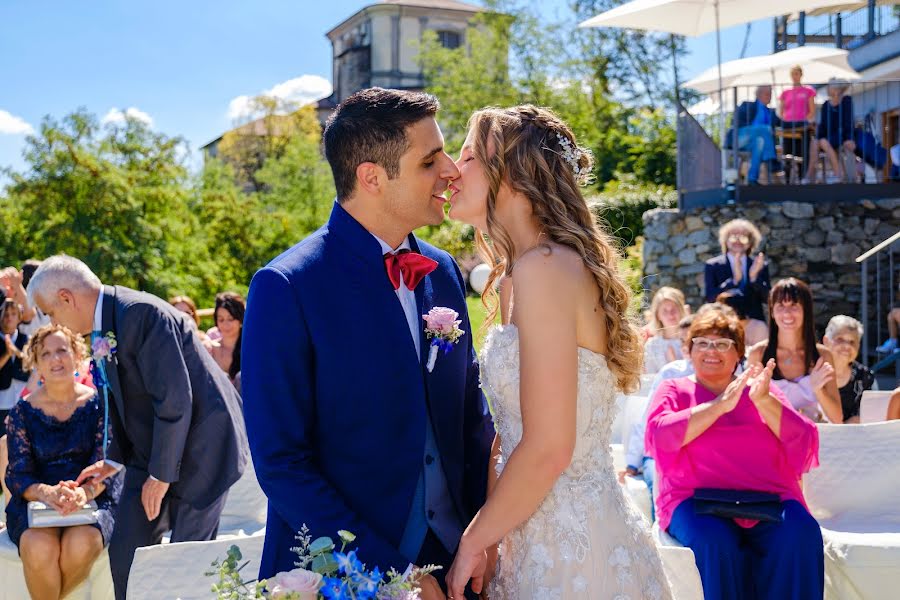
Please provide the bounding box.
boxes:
[0,110,34,135]
[227,74,332,121]
[101,107,154,127]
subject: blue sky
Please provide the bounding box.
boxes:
[0,0,774,177]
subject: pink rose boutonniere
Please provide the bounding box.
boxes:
[423,307,465,373]
[91,331,118,364]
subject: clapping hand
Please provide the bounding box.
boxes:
[717,369,753,413]
[748,359,776,403]
[749,252,766,282]
[809,357,835,391]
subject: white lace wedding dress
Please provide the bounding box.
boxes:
[482,325,673,600]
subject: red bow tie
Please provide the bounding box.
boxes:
[384,249,437,291]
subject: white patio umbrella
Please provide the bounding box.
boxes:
[579,0,853,185]
[682,45,860,94]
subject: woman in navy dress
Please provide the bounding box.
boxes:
[4,324,121,599]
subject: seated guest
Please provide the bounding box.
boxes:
[206,292,245,383]
[0,299,29,424]
[778,65,818,184]
[169,295,211,346]
[875,306,900,354]
[749,278,842,423]
[815,79,856,183]
[643,286,689,374]
[823,315,874,423]
[1,262,49,338]
[4,325,121,599]
[888,387,900,421]
[646,310,823,600]
[728,85,782,184]
[716,290,768,348]
[705,218,771,323]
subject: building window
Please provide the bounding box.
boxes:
[437,30,461,49]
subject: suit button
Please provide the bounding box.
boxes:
[425,455,434,466]
[427,510,435,520]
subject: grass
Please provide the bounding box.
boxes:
[466,295,493,353]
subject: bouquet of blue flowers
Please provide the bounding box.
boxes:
[208,525,439,600]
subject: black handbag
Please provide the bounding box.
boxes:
[693,488,783,523]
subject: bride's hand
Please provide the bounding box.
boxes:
[447,540,487,600]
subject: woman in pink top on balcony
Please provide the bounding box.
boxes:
[645,310,823,600]
[779,65,818,183]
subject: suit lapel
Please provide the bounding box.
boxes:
[100,285,126,418]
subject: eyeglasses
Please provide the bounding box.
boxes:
[692,337,737,352]
[727,234,750,245]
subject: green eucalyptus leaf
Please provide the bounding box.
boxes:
[311,553,339,576]
[309,536,335,556]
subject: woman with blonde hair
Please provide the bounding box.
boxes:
[444,105,671,600]
[705,218,771,325]
[4,325,121,599]
[644,286,690,373]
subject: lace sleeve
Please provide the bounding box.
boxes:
[4,403,40,498]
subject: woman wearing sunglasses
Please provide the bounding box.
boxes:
[704,219,770,324]
[645,309,823,600]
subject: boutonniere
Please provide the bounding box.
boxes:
[423,307,465,373]
[91,331,118,364]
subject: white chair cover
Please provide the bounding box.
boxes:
[859,391,894,424]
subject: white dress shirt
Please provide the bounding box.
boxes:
[373,235,421,358]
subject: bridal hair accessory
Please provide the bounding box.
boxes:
[423,307,466,373]
[548,132,594,186]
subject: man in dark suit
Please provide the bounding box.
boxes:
[242,88,495,600]
[704,218,771,323]
[27,255,249,600]
[727,85,783,184]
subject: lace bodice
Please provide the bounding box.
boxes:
[481,325,619,480]
[479,325,672,600]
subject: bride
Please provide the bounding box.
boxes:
[444,106,672,599]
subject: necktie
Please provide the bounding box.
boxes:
[384,250,437,291]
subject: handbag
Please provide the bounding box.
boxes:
[693,488,783,523]
[27,500,99,528]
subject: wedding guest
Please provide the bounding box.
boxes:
[778,65,817,184]
[888,387,900,421]
[207,292,244,382]
[704,219,770,323]
[169,295,211,346]
[0,299,29,424]
[823,315,874,424]
[748,278,842,423]
[815,79,856,183]
[646,310,823,600]
[716,290,769,348]
[4,325,121,599]
[729,85,783,185]
[643,287,689,374]
[1,263,48,338]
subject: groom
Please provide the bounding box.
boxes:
[28,256,249,600]
[242,88,494,598]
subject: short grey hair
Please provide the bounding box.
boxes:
[27,255,102,308]
[825,315,863,340]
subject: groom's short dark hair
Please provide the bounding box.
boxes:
[323,87,440,202]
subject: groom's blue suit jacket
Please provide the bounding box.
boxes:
[242,202,495,577]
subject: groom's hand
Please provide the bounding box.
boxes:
[416,573,446,600]
[141,477,170,521]
[75,460,118,485]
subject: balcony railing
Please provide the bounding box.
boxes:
[778,4,900,51]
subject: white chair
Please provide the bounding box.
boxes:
[803,421,900,600]
[651,521,705,600]
[859,390,894,423]
[127,532,265,600]
[0,529,114,600]
[216,458,267,537]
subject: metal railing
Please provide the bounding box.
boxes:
[782,4,900,50]
[676,101,722,193]
[857,231,900,373]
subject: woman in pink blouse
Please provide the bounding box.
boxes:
[779,65,818,183]
[646,310,823,600]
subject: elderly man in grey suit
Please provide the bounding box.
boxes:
[27,255,248,600]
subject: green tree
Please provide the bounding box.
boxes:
[0,109,206,297]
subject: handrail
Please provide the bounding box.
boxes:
[857,230,900,263]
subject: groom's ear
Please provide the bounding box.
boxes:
[355,161,386,197]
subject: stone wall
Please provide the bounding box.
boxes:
[642,198,900,332]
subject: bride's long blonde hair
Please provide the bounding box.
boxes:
[470,105,641,393]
